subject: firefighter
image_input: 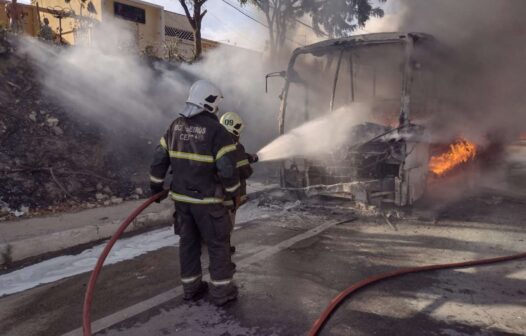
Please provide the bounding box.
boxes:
[150,80,241,306]
[219,112,258,254]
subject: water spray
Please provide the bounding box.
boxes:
[257,105,372,162]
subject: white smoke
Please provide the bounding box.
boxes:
[397,0,526,146]
[17,19,281,153]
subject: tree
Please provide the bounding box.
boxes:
[179,0,208,60]
[239,0,386,57]
[239,0,304,57]
[306,0,387,37]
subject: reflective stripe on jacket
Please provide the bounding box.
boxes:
[150,112,240,204]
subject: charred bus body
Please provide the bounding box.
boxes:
[276,32,443,206]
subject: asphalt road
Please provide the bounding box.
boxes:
[0,192,525,336]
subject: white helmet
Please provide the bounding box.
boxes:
[186,79,223,113]
[220,112,245,137]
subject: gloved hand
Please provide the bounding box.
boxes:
[248,153,259,163]
[150,183,167,203]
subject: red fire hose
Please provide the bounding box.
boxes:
[307,251,526,336]
[82,190,168,336]
[82,192,525,336]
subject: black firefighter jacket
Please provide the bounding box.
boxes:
[223,140,254,208]
[150,112,241,204]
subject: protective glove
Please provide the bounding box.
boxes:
[150,183,167,203]
[248,153,259,163]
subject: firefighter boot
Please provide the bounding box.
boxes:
[183,279,208,301]
[210,282,238,306]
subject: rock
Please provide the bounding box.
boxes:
[110,196,123,205]
[129,195,140,200]
[96,183,103,191]
[95,193,108,201]
[28,111,37,122]
[44,182,63,199]
[13,205,29,217]
[0,121,6,136]
[0,45,7,55]
[0,202,10,215]
[103,200,111,206]
[103,186,112,194]
[46,117,59,128]
[52,126,63,136]
[86,203,96,209]
[134,188,144,196]
[66,180,82,194]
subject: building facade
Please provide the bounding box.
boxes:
[0,0,224,59]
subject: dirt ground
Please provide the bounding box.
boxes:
[0,188,524,336]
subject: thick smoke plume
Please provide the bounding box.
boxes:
[399,0,526,146]
[19,20,281,155]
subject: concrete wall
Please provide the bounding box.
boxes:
[32,0,102,45]
[102,0,163,55]
[164,10,194,61]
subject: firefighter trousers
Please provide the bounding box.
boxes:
[174,202,235,285]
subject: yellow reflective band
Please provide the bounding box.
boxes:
[216,144,237,160]
[225,182,241,193]
[150,175,164,183]
[160,137,168,150]
[169,192,223,204]
[211,279,232,286]
[236,159,250,168]
[169,151,214,163]
[181,275,202,283]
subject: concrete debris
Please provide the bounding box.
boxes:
[46,117,59,128]
[110,197,124,205]
[52,126,63,136]
[95,193,108,201]
[28,111,37,122]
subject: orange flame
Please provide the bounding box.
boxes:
[429,139,477,176]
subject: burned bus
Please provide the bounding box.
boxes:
[274,32,443,206]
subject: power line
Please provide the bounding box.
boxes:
[221,0,269,28]
[221,0,304,46]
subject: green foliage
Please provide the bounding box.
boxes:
[305,0,387,37]
[238,0,387,42]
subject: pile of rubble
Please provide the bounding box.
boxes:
[0,33,152,219]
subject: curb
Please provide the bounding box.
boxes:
[0,206,173,267]
[0,185,279,267]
